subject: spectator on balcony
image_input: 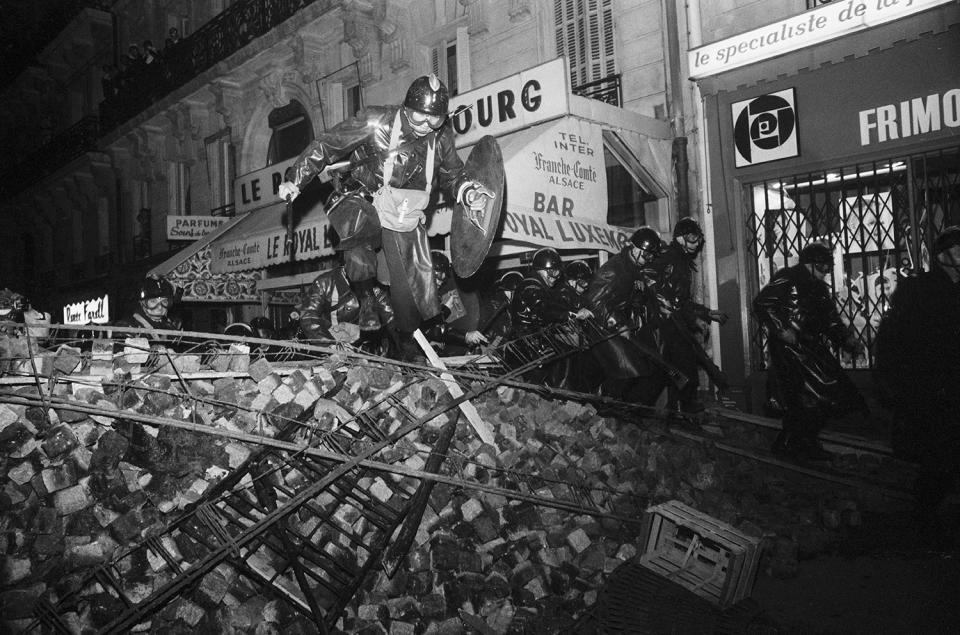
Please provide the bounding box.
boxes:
[143,40,159,64]
[164,27,182,50]
[125,44,145,71]
[100,64,118,99]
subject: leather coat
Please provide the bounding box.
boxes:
[287,105,465,197]
[648,242,711,328]
[753,264,864,415]
[285,105,466,332]
[298,267,393,341]
[511,275,570,332]
[584,247,659,379]
[875,264,960,403]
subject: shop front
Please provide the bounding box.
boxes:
[692,1,960,411]
[447,58,674,276]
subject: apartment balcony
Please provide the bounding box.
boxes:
[0,116,101,197]
[572,73,622,108]
[100,0,337,133]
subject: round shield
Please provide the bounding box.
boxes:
[451,135,505,278]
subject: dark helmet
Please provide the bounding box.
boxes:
[531,248,562,271]
[223,322,254,338]
[934,226,960,254]
[673,217,704,239]
[799,243,833,265]
[431,250,451,276]
[495,270,523,292]
[404,74,449,117]
[630,226,662,254]
[139,276,175,301]
[565,260,592,282]
[249,317,277,339]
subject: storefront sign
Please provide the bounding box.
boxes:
[689,0,952,79]
[166,215,229,240]
[210,207,336,274]
[858,87,960,146]
[449,58,569,148]
[732,88,799,167]
[234,158,296,215]
[499,117,630,253]
[63,295,110,325]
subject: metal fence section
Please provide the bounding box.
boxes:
[745,145,960,371]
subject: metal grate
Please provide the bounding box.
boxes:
[746,145,960,371]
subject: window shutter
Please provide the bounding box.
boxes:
[555,0,615,88]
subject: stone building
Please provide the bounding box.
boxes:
[6,1,949,411]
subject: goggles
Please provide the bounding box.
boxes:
[681,232,703,244]
[407,110,445,130]
[143,297,171,310]
[813,263,832,275]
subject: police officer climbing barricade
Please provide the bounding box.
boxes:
[297,262,395,358]
[753,242,867,462]
[648,217,730,414]
[505,248,593,387]
[583,226,688,405]
[874,226,960,544]
[476,270,523,346]
[278,74,504,362]
[421,250,489,357]
[559,259,593,312]
[108,276,185,367]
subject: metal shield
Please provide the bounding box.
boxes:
[451,135,505,278]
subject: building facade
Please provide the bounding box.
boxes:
[1,0,698,337]
[690,0,960,410]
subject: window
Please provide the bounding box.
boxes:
[555,0,616,90]
[431,39,459,96]
[345,84,363,119]
[205,128,235,215]
[603,130,667,230]
[267,100,314,165]
[168,161,191,216]
[746,146,960,371]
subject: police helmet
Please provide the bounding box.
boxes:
[934,226,960,254]
[431,250,451,277]
[249,317,277,340]
[565,260,592,282]
[139,276,175,301]
[799,243,833,265]
[404,74,449,117]
[673,217,704,239]
[630,226,662,254]
[531,248,562,271]
[223,322,254,338]
[495,271,523,292]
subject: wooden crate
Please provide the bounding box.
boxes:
[637,500,762,607]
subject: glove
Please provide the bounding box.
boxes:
[465,330,488,346]
[278,181,300,202]
[573,308,593,320]
[709,310,729,325]
[778,328,798,345]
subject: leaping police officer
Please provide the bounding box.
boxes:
[278,74,503,360]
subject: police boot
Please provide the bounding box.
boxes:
[351,279,382,332]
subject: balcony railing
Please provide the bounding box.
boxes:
[572,73,622,108]
[211,203,237,217]
[100,0,338,133]
[0,116,101,197]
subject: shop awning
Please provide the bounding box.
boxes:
[208,198,335,274]
[479,116,635,255]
